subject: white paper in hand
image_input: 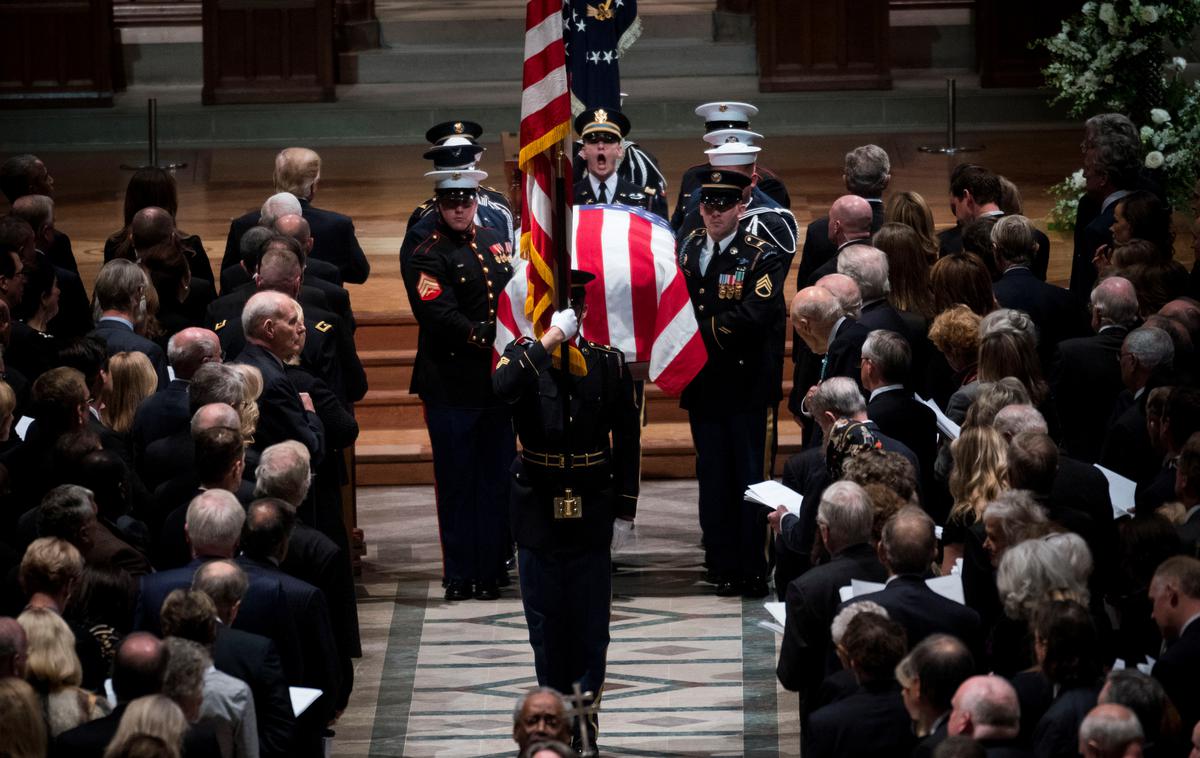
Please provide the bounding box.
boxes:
[290,686,322,717]
[765,601,787,628]
[850,578,886,597]
[744,480,804,511]
[1093,464,1136,518]
[915,394,960,440]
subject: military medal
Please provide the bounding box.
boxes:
[733,267,745,298]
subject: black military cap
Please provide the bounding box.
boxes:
[574,108,631,140]
[698,169,751,203]
[567,269,596,306]
[425,120,484,145]
[422,142,485,169]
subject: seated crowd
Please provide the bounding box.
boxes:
[0,149,365,758]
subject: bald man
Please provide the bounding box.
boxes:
[1079,703,1144,758]
[816,273,862,318]
[131,326,222,462]
[788,285,869,425]
[948,675,1027,754]
[804,195,874,286]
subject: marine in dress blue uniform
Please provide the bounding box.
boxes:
[678,170,788,598]
[402,167,516,601]
[400,121,516,272]
[572,108,668,220]
[492,272,640,746]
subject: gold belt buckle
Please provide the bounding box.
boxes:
[554,488,583,519]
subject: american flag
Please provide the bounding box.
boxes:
[495,205,707,397]
[563,0,641,114]
[516,0,572,336]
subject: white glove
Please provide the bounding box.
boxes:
[611,518,635,553]
[550,308,579,341]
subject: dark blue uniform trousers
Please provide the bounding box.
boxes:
[424,404,514,583]
[688,406,771,581]
[518,545,612,704]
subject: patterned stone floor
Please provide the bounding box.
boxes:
[335,480,802,757]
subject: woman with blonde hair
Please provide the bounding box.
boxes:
[942,425,1010,575]
[18,606,110,736]
[0,677,48,758]
[103,694,188,758]
[885,190,939,262]
[101,351,159,437]
[231,363,262,446]
[0,378,18,443]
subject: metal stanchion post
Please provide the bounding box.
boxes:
[918,78,984,155]
[121,98,187,171]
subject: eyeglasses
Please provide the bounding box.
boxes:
[583,132,619,145]
[700,197,739,212]
[438,195,476,210]
[522,714,563,729]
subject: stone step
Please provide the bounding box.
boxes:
[0,78,1072,152]
[379,10,721,47]
[354,37,757,84]
[353,416,803,485]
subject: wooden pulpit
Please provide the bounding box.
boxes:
[755,0,891,91]
[0,0,116,107]
[202,0,335,104]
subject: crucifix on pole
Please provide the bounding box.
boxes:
[566,682,599,757]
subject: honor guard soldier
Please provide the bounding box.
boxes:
[401,120,516,271]
[675,139,798,259]
[670,102,792,233]
[402,167,516,602]
[572,93,668,201]
[493,271,640,749]
[678,170,788,598]
[573,108,668,220]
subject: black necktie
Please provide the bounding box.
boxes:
[597,182,608,204]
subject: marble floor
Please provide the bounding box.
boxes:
[336,480,801,757]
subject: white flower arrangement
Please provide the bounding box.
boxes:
[1041,0,1200,228]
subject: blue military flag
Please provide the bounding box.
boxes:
[562,0,641,116]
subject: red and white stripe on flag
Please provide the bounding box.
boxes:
[515,0,572,338]
[572,205,707,396]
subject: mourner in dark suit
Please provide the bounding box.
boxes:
[1050,276,1138,462]
[991,215,1086,363]
[676,170,787,598]
[789,284,870,421]
[797,145,890,286]
[403,168,515,601]
[777,481,887,711]
[1100,326,1176,483]
[845,507,982,656]
[493,270,640,747]
[130,327,221,466]
[1071,138,1140,299]
[862,330,938,497]
[806,612,916,758]
[804,195,877,287]
[1149,556,1200,731]
[572,108,667,220]
[946,675,1033,757]
[88,259,170,389]
[232,290,325,462]
[900,635,976,758]
[239,499,341,753]
[10,195,93,339]
[221,148,370,283]
[133,490,304,682]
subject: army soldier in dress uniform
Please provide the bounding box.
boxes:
[403,167,516,602]
[670,101,791,233]
[493,271,640,749]
[573,108,668,220]
[400,121,516,273]
[572,93,668,201]
[678,170,788,598]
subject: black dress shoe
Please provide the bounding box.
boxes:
[444,579,472,601]
[742,577,769,599]
[473,580,500,600]
[715,580,741,597]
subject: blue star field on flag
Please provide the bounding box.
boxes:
[562,0,641,116]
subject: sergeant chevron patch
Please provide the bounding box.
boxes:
[755,275,773,298]
[417,272,442,301]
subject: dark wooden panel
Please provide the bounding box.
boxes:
[0,0,115,107]
[202,0,335,104]
[977,0,1070,88]
[756,0,891,91]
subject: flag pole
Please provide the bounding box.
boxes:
[551,137,575,480]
